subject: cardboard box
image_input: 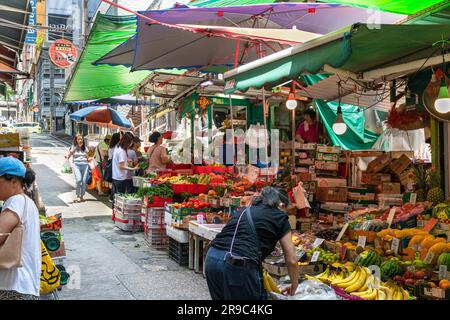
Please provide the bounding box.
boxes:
[48,241,66,258]
[316,187,348,202]
[361,172,391,185]
[0,133,20,148]
[387,151,414,159]
[389,154,412,176]
[315,161,339,171]
[262,260,324,277]
[302,181,318,192]
[381,182,401,194]
[321,202,353,213]
[297,158,315,165]
[347,187,376,201]
[316,152,339,162]
[316,144,341,154]
[366,154,392,173]
[316,178,347,188]
[297,172,316,182]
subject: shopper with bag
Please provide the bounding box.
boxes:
[0,157,41,300]
[112,132,138,201]
[93,135,111,196]
[66,134,90,203]
[105,133,120,202]
[205,187,298,300]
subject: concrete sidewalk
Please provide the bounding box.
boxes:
[31,134,210,300]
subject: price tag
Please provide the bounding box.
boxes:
[387,208,396,228]
[391,237,400,255]
[432,288,445,299]
[424,251,434,265]
[439,265,448,280]
[407,265,416,273]
[311,251,320,262]
[357,236,367,248]
[312,238,325,249]
[423,218,438,232]
[336,223,349,242]
[197,214,204,224]
[409,193,417,205]
[297,250,306,260]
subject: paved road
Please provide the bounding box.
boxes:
[31,134,210,300]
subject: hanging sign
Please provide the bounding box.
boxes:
[49,39,77,68]
[196,96,211,110]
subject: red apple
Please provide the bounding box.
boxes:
[405,278,416,286]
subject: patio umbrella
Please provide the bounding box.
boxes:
[69,106,132,130]
[94,2,404,70]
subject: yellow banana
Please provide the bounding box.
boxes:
[262,271,272,292]
[266,272,281,294]
[377,289,387,300]
[379,286,393,300]
[345,267,367,293]
[357,274,373,292]
[401,288,410,300]
[360,288,377,300]
[333,266,360,286]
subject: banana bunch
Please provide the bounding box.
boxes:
[305,267,349,285]
[383,281,413,300]
[263,270,281,294]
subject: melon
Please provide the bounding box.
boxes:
[380,260,402,278]
[437,252,450,269]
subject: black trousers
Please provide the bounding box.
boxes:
[205,247,266,300]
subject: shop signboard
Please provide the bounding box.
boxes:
[24,0,37,44]
[49,39,77,68]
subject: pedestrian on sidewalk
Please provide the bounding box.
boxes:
[112,132,138,201]
[0,157,41,300]
[94,135,111,196]
[66,133,90,203]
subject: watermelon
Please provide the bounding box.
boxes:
[359,250,382,267]
[381,260,402,278]
[437,253,450,269]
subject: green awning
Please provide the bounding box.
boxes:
[64,15,150,102]
[224,23,450,94]
[318,0,448,15]
[315,99,379,150]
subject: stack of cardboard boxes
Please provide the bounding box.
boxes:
[360,152,413,207]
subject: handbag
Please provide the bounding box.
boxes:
[103,159,113,183]
[0,194,27,270]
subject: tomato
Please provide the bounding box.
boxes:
[194,205,200,210]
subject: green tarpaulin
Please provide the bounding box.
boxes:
[225,23,450,94]
[64,15,150,102]
[319,0,448,15]
[315,99,379,150]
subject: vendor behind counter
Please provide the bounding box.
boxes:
[296,109,322,144]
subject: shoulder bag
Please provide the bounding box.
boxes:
[0,194,28,270]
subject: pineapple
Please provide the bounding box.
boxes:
[412,165,426,202]
[426,167,445,205]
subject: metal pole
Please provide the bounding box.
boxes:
[50,54,55,133]
[292,109,296,174]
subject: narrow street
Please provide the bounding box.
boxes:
[31,134,210,300]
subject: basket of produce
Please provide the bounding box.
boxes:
[137,184,174,208]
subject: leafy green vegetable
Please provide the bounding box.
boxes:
[137,183,174,202]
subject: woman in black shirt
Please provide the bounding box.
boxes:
[205,187,298,300]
